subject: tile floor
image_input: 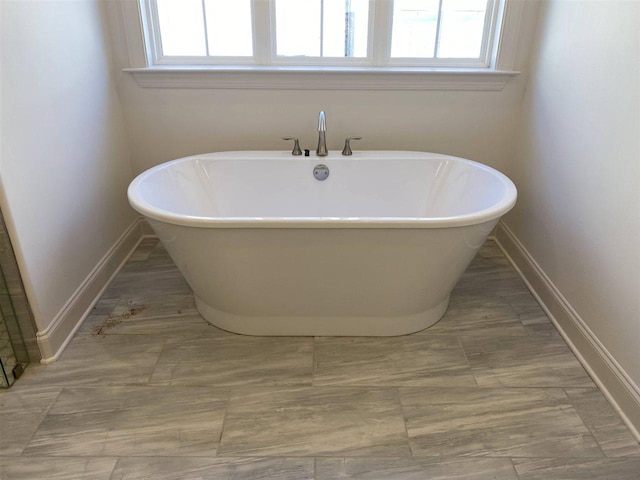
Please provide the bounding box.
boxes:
[0,238,638,479]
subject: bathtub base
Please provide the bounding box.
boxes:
[195,295,450,336]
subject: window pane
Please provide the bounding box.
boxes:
[322,0,369,57]
[438,0,487,58]
[391,0,439,58]
[204,0,253,56]
[276,0,321,57]
[276,0,369,58]
[157,0,207,56]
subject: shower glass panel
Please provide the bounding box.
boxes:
[0,266,27,387]
[1,306,17,385]
[0,209,35,388]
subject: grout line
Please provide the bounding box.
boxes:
[562,387,609,458]
[216,388,233,455]
[509,457,523,480]
[311,336,317,387]
[108,457,119,480]
[396,386,413,456]
[146,336,169,386]
[455,335,479,388]
[18,386,65,455]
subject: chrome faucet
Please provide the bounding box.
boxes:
[316,111,328,156]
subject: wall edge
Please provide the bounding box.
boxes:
[37,218,146,364]
[495,221,640,441]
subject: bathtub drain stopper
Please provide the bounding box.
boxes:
[313,164,330,181]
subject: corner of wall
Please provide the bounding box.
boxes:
[495,221,640,441]
[36,217,146,364]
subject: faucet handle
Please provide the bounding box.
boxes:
[342,137,362,156]
[282,137,302,156]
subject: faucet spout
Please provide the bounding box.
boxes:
[316,111,328,156]
[318,111,326,131]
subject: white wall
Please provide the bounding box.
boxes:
[117,82,526,176]
[0,0,138,358]
[504,0,639,388]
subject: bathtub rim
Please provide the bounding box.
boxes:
[128,150,517,229]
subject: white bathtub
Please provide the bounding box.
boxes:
[128,151,516,336]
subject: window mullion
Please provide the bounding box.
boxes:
[480,0,498,66]
[320,0,325,57]
[252,0,272,64]
[372,0,392,66]
[145,0,164,63]
[200,0,211,56]
[433,0,444,58]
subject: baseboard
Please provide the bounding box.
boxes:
[36,218,146,364]
[495,221,640,441]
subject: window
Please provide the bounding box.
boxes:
[143,0,502,67]
[390,0,490,62]
[123,0,524,89]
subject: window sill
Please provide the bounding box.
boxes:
[123,66,519,91]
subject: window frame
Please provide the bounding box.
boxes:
[120,0,524,90]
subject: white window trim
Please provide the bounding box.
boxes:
[119,0,523,91]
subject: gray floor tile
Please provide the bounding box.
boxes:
[565,388,640,457]
[0,457,117,480]
[218,387,410,457]
[90,313,231,338]
[127,238,159,262]
[23,386,228,457]
[75,312,110,335]
[69,240,187,336]
[513,457,640,480]
[504,291,559,337]
[503,291,545,319]
[315,457,519,479]
[0,413,49,456]
[95,241,197,321]
[476,240,512,260]
[454,248,526,298]
[400,387,602,457]
[150,336,313,386]
[313,336,476,387]
[110,457,314,480]
[424,296,528,337]
[101,262,198,320]
[459,335,595,387]
[17,335,166,387]
[89,297,122,317]
[0,386,62,455]
[520,317,560,337]
[8,238,638,477]
[452,277,529,301]
[0,385,62,413]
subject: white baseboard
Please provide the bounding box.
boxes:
[495,221,640,441]
[36,218,146,364]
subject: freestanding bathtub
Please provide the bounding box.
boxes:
[128,151,516,336]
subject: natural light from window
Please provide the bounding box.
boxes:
[391,0,488,58]
[275,0,369,58]
[156,0,253,56]
[151,0,495,65]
